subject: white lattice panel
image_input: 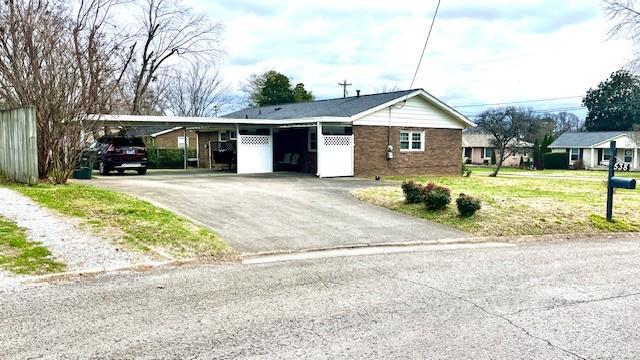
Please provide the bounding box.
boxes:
[324,135,353,147]
[237,134,273,174]
[240,135,271,146]
[318,135,354,177]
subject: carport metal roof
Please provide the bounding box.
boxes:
[91,114,349,128]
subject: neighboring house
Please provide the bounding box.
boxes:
[96,89,476,177]
[549,131,640,170]
[462,133,532,167]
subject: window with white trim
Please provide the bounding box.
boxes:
[400,130,424,151]
[178,136,188,149]
[218,130,237,142]
[625,149,633,163]
[570,148,580,161]
[484,147,494,159]
[603,148,611,161]
[308,128,317,152]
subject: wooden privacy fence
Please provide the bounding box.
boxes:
[0,106,38,184]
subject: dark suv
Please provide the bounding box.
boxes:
[91,136,148,175]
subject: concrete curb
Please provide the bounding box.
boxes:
[240,232,640,259]
[13,232,640,286]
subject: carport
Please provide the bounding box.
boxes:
[95,115,355,177]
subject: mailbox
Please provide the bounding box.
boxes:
[610,177,637,190]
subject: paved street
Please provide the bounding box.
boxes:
[2,238,640,359]
[89,172,465,253]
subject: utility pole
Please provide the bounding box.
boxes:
[338,80,352,98]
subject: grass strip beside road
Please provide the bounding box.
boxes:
[0,216,65,275]
[8,183,233,259]
[353,173,640,236]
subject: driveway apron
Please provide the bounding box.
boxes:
[90,173,467,253]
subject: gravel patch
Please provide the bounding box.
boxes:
[0,188,155,278]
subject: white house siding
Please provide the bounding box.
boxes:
[353,96,466,129]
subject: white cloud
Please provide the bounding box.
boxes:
[187,0,634,117]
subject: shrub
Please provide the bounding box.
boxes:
[147,148,197,169]
[573,159,585,170]
[423,183,451,211]
[490,151,496,165]
[542,152,569,169]
[460,163,472,177]
[401,180,425,204]
[465,158,472,164]
[456,193,481,217]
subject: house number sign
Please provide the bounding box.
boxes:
[613,163,632,172]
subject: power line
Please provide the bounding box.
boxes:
[409,0,442,89]
[452,95,583,108]
[462,97,640,117]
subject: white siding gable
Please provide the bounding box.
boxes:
[352,96,466,129]
[593,134,637,149]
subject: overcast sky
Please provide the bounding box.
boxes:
[187,0,634,118]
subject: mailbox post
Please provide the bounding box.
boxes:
[606,140,638,222]
[606,141,616,221]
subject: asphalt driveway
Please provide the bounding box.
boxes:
[90,172,466,253]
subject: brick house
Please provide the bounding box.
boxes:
[149,127,197,150]
[462,133,533,167]
[98,89,475,177]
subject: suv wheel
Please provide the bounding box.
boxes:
[137,169,147,175]
[99,161,110,175]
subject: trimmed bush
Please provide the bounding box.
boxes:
[542,152,569,170]
[423,183,451,211]
[148,148,197,169]
[401,180,425,204]
[456,193,481,217]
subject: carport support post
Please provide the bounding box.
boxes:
[316,121,322,177]
[183,127,188,170]
[606,140,616,222]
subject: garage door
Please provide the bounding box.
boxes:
[318,135,354,177]
[237,134,273,174]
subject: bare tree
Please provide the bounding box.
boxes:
[476,107,531,177]
[0,0,127,183]
[167,62,229,117]
[552,111,583,134]
[125,0,224,114]
[604,0,640,68]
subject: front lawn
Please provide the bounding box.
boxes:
[0,216,66,275]
[7,183,233,259]
[353,173,640,236]
[469,166,637,178]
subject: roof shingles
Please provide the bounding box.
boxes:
[549,131,630,148]
[223,90,417,120]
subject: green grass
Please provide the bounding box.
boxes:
[6,183,233,259]
[469,166,638,178]
[0,216,65,275]
[353,171,640,236]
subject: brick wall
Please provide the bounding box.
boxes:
[152,129,197,149]
[197,131,218,168]
[353,125,461,176]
